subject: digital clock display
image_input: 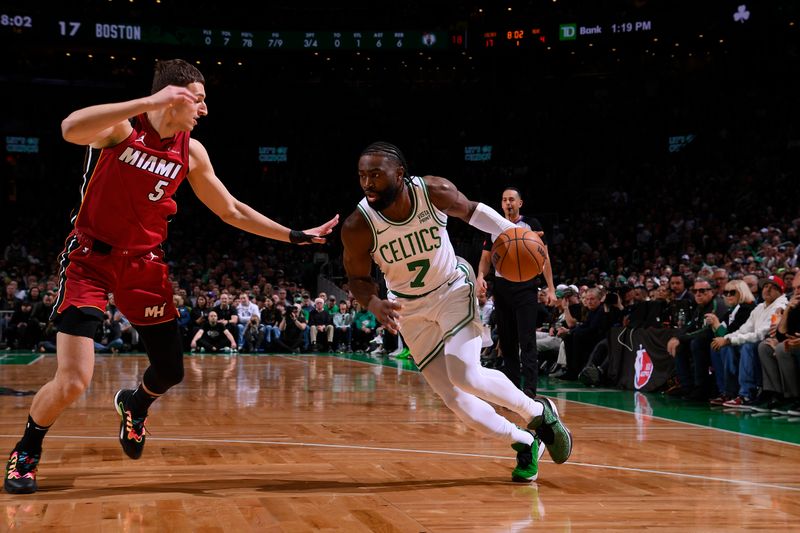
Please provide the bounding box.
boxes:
[610,20,654,33]
[0,13,33,28]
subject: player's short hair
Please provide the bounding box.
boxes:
[361,142,409,175]
[152,59,205,94]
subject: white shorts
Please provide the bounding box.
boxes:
[389,259,482,370]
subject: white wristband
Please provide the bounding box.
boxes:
[468,202,515,237]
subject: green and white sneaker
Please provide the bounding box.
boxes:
[511,431,544,482]
[527,396,573,464]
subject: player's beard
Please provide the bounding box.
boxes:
[366,181,400,212]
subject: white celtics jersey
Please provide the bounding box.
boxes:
[357,176,458,298]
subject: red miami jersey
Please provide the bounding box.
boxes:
[72,113,190,253]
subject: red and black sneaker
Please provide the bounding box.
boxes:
[4,448,40,494]
[114,389,148,459]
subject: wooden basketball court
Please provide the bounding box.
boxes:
[2,353,799,531]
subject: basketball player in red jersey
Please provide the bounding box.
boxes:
[4,59,338,494]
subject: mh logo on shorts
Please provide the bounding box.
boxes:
[144,303,166,318]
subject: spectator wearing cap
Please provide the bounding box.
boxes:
[299,292,314,315]
[754,272,800,414]
[539,285,581,377]
[274,304,307,354]
[713,275,789,408]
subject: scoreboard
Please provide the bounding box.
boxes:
[0,12,456,51]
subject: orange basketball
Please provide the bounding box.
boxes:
[491,227,547,282]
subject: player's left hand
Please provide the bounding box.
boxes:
[298,214,340,244]
[369,298,403,334]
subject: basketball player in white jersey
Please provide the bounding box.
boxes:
[341,142,572,482]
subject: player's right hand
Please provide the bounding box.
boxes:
[369,298,403,334]
[150,85,198,110]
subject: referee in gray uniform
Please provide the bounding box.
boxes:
[477,187,557,398]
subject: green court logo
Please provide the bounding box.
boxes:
[559,24,577,41]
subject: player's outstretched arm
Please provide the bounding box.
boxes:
[423,175,515,235]
[341,211,402,333]
[61,85,197,148]
[187,139,338,244]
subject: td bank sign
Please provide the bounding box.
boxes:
[559,23,602,41]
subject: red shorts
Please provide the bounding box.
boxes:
[53,231,178,326]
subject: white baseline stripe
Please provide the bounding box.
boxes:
[0,433,797,493]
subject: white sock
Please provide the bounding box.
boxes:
[525,399,544,424]
[511,426,534,446]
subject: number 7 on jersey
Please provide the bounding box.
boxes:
[407,259,430,288]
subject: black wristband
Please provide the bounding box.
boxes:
[289,230,314,243]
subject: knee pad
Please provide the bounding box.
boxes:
[138,320,185,393]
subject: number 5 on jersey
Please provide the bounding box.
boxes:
[149,179,169,201]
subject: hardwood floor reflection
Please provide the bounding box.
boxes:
[1,354,799,531]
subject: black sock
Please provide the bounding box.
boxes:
[18,415,50,453]
[129,384,159,417]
